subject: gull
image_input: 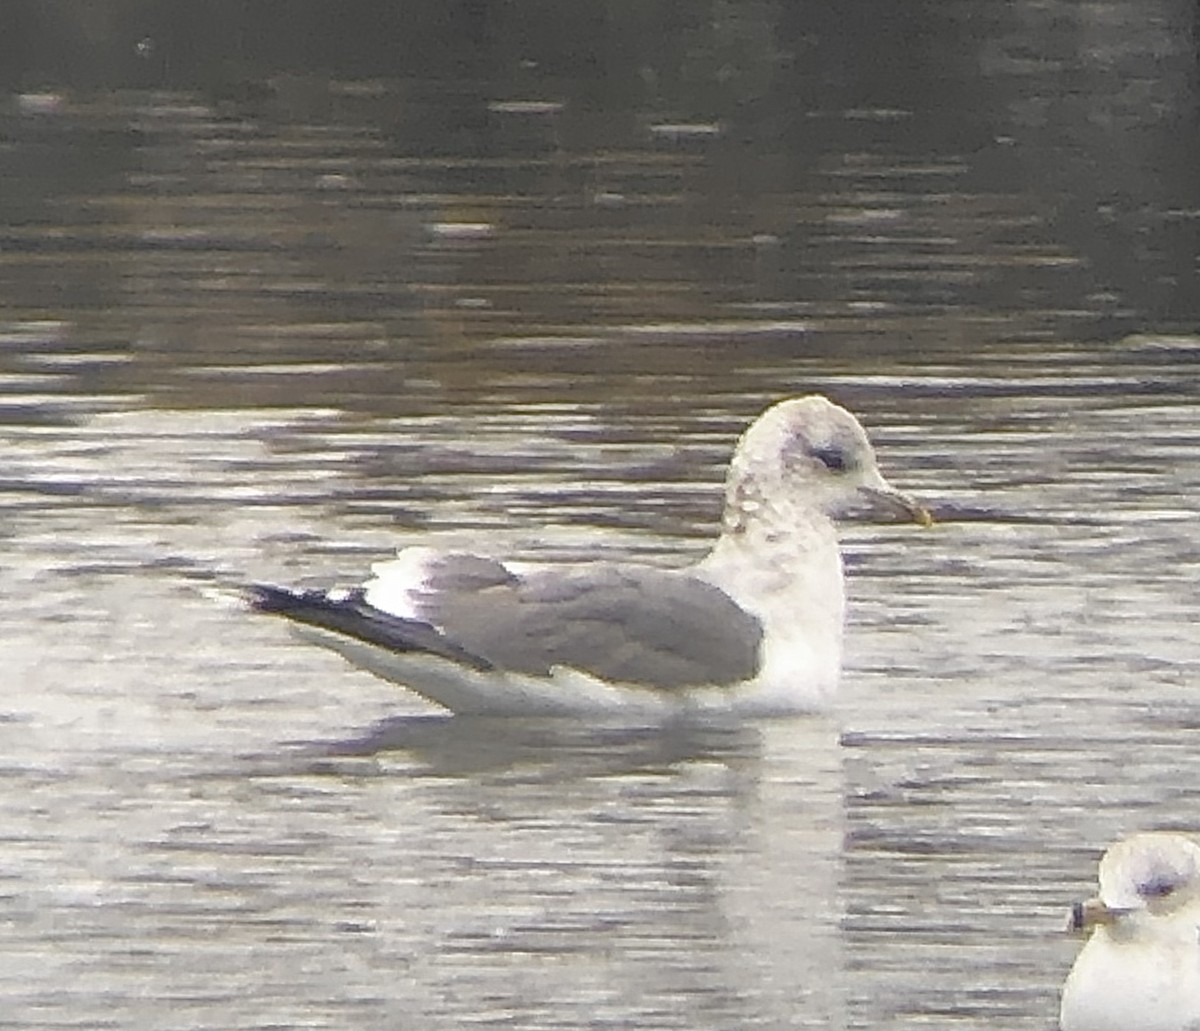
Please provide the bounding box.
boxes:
[248,395,930,717]
[1060,832,1200,1031]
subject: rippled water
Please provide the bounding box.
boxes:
[8,340,1200,1031]
[3,3,1200,1028]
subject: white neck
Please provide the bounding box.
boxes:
[699,508,844,620]
[695,502,846,705]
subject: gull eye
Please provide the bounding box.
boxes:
[809,445,849,472]
[1140,877,1179,899]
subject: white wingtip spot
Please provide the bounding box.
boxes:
[363,546,443,618]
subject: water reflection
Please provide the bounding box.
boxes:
[2,6,1198,413]
[318,712,767,770]
[41,714,842,1030]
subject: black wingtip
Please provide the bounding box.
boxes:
[245,582,369,615]
[245,581,495,673]
[245,583,325,614]
[245,582,287,612]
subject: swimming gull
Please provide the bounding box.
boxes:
[248,395,930,716]
[1059,832,1200,1031]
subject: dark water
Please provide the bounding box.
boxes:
[2,2,1199,1028]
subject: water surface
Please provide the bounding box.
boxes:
[2,3,1199,1028]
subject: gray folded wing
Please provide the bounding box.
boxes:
[252,557,765,690]
[408,558,765,688]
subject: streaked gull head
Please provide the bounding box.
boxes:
[718,394,929,539]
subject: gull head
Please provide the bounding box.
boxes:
[1069,832,1200,934]
[720,395,930,537]
[1060,832,1200,1031]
